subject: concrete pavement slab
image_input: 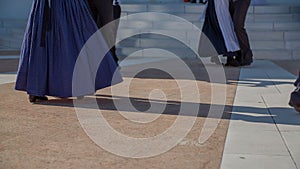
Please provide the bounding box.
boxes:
[221,154,296,169]
[224,129,290,155]
[221,60,299,169]
[263,94,300,131]
[281,131,300,167]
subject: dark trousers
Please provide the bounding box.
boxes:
[112,4,121,61]
[295,71,300,86]
[86,0,120,64]
[229,0,253,64]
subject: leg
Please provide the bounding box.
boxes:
[86,0,119,64]
[97,0,119,64]
[295,70,300,86]
[111,4,122,64]
[87,0,114,28]
[230,0,253,66]
[113,4,121,27]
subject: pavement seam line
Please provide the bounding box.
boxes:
[261,95,299,169]
[265,70,282,94]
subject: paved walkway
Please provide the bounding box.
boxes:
[0,57,299,168]
[221,60,300,169]
[0,57,239,169]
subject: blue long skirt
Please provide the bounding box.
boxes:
[15,0,122,97]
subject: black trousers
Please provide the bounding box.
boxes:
[112,4,121,61]
[86,0,120,64]
[229,0,253,64]
[295,71,300,86]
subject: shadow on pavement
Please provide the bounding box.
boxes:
[35,94,300,126]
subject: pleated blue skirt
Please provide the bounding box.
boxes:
[15,0,122,97]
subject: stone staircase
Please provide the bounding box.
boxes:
[117,3,300,60]
[0,3,299,60]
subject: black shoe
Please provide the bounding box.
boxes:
[29,95,48,103]
[190,0,207,3]
[240,60,253,66]
[225,57,240,67]
[200,0,207,4]
[289,84,300,113]
[236,52,253,66]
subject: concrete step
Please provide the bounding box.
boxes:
[118,29,300,41]
[1,32,296,53]
[122,13,300,23]
[0,35,23,49]
[0,19,26,29]
[116,47,198,60]
[2,31,297,59]
[124,0,300,5]
[121,4,300,14]
[122,0,182,4]
[1,23,297,50]
[116,31,300,50]
[251,41,285,50]
[286,40,300,49]
[0,28,7,34]
[7,28,25,38]
[114,31,299,60]
[117,36,297,50]
[257,49,300,60]
[121,13,300,23]
[118,20,300,31]
[0,25,298,54]
[284,31,300,40]
[116,48,296,61]
[0,48,20,55]
[0,44,20,55]
[251,14,300,22]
